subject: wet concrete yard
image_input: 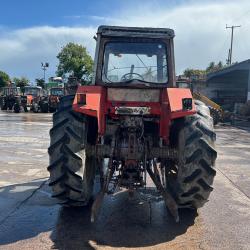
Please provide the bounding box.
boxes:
[0,110,249,249]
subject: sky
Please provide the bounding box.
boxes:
[0,0,250,82]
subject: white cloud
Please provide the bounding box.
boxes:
[0,0,250,81]
[111,0,250,73]
[0,26,96,81]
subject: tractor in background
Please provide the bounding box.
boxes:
[0,86,28,113]
[48,26,217,222]
[24,86,49,113]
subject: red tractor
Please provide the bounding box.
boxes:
[24,86,48,113]
[48,26,217,222]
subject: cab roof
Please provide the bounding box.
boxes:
[25,86,42,89]
[97,25,175,39]
[3,86,20,89]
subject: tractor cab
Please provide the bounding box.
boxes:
[93,26,175,87]
[24,86,43,97]
[24,86,44,110]
[176,77,192,89]
[74,26,194,141]
[2,87,21,96]
[49,87,64,97]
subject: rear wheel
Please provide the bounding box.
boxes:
[169,100,217,209]
[8,103,14,111]
[40,102,49,113]
[14,103,20,113]
[1,103,7,110]
[32,104,39,113]
[48,95,96,206]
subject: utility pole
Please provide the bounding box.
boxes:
[41,62,49,82]
[226,25,241,65]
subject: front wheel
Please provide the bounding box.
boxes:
[48,95,96,206]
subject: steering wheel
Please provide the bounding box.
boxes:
[121,72,144,82]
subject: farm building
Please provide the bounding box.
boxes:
[203,59,250,110]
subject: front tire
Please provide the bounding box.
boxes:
[170,100,217,209]
[14,103,20,113]
[48,95,96,206]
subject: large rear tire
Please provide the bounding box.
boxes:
[48,95,96,206]
[170,100,217,209]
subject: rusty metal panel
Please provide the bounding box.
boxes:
[107,88,160,102]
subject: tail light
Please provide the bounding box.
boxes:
[77,94,86,105]
[182,98,193,110]
[50,96,58,102]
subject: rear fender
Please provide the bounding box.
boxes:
[166,88,196,119]
[73,86,106,135]
[160,88,196,142]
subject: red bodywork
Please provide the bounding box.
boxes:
[73,86,195,143]
[26,95,33,106]
[49,95,59,104]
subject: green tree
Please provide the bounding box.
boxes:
[13,77,29,93]
[56,42,93,82]
[35,78,45,89]
[217,61,223,69]
[183,68,206,78]
[206,62,215,73]
[184,61,226,78]
[0,71,10,88]
[206,61,225,73]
